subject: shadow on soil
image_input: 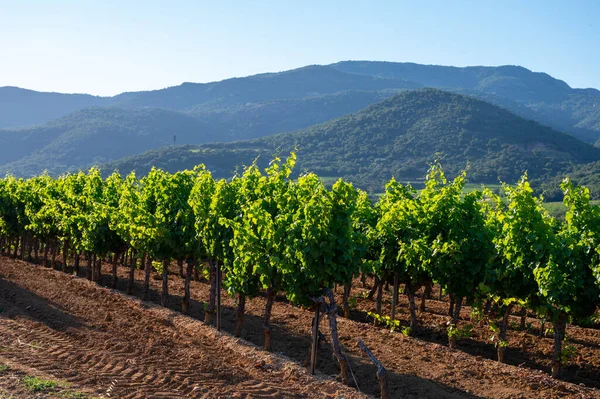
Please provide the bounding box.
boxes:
[0,276,89,333]
[348,294,600,390]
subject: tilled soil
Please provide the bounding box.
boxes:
[1,257,599,398]
[0,257,364,399]
[336,279,600,391]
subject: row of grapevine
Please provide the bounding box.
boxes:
[1,153,599,381]
[369,165,600,377]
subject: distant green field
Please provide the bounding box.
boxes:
[319,176,341,184]
[544,200,600,220]
[413,182,503,196]
[463,183,502,193]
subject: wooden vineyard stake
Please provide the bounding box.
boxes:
[216,260,222,331]
[310,302,321,375]
[358,338,389,399]
[391,273,399,320]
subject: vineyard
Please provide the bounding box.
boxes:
[1,153,600,398]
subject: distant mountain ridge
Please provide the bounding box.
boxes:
[2,60,600,178]
[101,89,600,191]
[330,62,582,100]
[0,65,420,129]
[0,86,111,128]
[109,65,420,110]
[3,61,599,139]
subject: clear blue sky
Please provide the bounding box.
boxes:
[1,0,598,96]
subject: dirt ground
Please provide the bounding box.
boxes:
[337,278,600,391]
[1,256,599,398]
[0,257,364,399]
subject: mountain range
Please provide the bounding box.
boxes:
[1,61,600,191]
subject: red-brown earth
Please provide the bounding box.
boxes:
[0,257,364,398]
[1,256,599,398]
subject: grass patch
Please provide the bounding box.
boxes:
[319,176,340,183]
[0,364,9,372]
[544,202,567,220]
[20,375,96,399]
[22,376,59,392]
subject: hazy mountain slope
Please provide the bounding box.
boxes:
[0,107,221,177]
[102,89,600,190]
[453,90,600,143]
[185,89,401,140]
[4,59,600,180]
[0,66,419,129]
[0,86,110,128]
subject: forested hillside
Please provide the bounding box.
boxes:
[103,89,600,191]
[0,67,417,175]
[101,145,272,179]
[0,90,402,176]
[534,161,600,201]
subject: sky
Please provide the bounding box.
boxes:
[0,0,598,96]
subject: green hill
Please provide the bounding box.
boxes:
[0,66,418,173]
[102,89,600,191]
[0,90,404,175]
[0,107,221,177]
